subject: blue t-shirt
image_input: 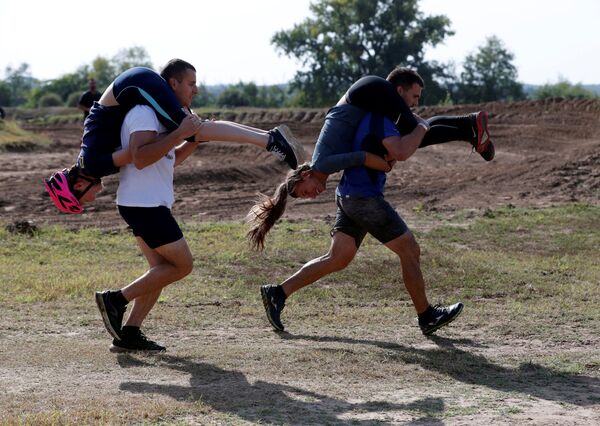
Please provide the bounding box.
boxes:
[336,113,400,197]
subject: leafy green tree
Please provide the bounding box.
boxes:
[27,71,87,107]
[217,83,254,107]
[28,47,151,108]
[0,81,13,106]
[191,82,216,108]
[1,46,153,108]
[533,79,598,100]
[258,85,288,108]
[111,46,153,75]
[271,0,453,106]
[90,57,116,90]
[455,36,524,103]
[2,63,38,106]
[215,82,291,108]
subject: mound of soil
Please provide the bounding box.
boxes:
[1,98,598,230]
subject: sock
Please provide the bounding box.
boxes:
[266,133,274,149]
[276,285,287,300]
[121,325,139,337]
[112,290,128,306]
[417,305,434,320]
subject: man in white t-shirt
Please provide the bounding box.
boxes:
[94,59,203,352]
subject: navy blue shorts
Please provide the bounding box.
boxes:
[118,205,183,249]
[332,195,408,248]
[78,67,189,178]
[78,104,126,177]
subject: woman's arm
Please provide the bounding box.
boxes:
[111,148,132,167]
[364,152,392,172]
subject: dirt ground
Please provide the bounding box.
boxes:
[1,98,599,230]
[1,99,599,424]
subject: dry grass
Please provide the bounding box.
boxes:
[1,205,599,424]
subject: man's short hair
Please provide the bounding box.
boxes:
[386,67,425,90]
[160,59,196,82]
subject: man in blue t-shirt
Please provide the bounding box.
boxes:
[259,110,464,336]
[336,112,396,198]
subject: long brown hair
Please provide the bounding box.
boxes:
[247,163,311,251]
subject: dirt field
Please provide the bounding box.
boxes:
[2,98,599,230]
[1,99,599,424]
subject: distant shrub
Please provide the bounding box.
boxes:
[66,92,82,107]
[534,80,598,100]
[38,92,63,108]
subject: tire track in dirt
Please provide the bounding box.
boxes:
[1,98,599,229]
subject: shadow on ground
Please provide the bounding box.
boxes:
[281,333,599,408]
[118,354,444,425]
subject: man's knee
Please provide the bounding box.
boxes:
[156,238,194,279]
[327,253,353,272]
[326,246,356,271]
[389,231,421,260]
[175,252,194,278]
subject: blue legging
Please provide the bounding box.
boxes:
[78,67,189,177]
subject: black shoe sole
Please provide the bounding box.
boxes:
[421,304,464,336]
[276,125,305,169]
[95,292,122,341]
[480,141,495,161]
[260,287,285,332]
[109,344,166,353]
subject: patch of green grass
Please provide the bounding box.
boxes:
[420,204,600,336]
[1,203,599,341]
[26,113,81,127]
[0,226,139,302]
[0,119,51,149]
[2,205,598,313]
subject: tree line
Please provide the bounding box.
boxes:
[1,0,597,110]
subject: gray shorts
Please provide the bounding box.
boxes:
[333,195,409,248]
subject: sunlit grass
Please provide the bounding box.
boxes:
[2,204,598,331]
[0,119,51,149]
[1,204,599,424]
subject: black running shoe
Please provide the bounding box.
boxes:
[260,284,286,331]
[109,329,166,353]
[266,125,303,169]
[95,290,126,341]
[419,302,464,335]
[470,111,495,161]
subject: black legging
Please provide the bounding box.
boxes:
[345,75,475,148]
[423,116,475,148]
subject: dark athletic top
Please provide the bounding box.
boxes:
[77,67,190,177]
[344,75,418,135]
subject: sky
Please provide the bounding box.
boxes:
[1,0,599,85]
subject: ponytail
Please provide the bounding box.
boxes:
[247,163,311,251]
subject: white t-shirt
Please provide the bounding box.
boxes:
[116,105,175,208]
